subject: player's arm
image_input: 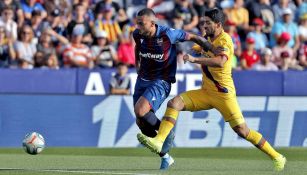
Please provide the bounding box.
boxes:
[132,30,141,74]
[135,46,141,74]
[183,53,227,68]
[185,33,222,55]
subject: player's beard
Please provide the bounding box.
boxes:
[205,28,215,38]
[139,30,151,37]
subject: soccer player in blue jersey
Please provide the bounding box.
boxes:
[132,8,220,170]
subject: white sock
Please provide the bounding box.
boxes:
[162,153,170,159]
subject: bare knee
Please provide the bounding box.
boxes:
[232,123,249,138]
[134,97,151,117]
[167,96,185,111]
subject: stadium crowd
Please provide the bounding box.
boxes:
[0,0,306,71]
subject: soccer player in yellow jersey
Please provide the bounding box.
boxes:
[137,8,286,171]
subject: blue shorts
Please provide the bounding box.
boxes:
[133,78,171,112]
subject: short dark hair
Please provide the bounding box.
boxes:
[204,8,225,25]
[137,8,156,17]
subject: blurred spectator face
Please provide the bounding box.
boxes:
[283,14,292,23]
[97,37,107,46]
[261,49,272,64]
[80,0,90,8]
[34,52,45,67]
[21,26,33,43]
[3,0,12,5]
[40,33,52,47]
[46,54,58,68]
[2,8,14,22]
[31,11,42,24]
[234,0,244,8]
[280,0,289,5]
[72,35,83,44]
[76,4,86,18]
[103,10,113,20]
[136,15,155,37]
[26,0,37,6]
[117,64,128,77]
[246,38,255,50]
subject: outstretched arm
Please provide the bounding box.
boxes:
[183,53,227,68]
[185,33,219,54]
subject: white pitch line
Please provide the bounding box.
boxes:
[0,168,158,175]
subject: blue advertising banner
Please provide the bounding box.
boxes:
[0,95,306,147]
[0,69,307,96]
[0,69,77,94]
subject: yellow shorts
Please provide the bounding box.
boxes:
[180,89,245,128]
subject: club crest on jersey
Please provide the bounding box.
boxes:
[157,38,163,46]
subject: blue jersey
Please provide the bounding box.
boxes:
[133,25,187,83]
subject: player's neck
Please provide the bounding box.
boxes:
[211,28,223,41]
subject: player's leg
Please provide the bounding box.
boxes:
[133,79,158,137]
[232,122,286,171]
[138,89,212,153]
[134,79,175,169]
[213,94,286,171]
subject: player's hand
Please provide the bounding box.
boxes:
[183,54,195,63]
[212,46,225,55]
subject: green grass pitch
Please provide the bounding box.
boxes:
[0,147,306,175]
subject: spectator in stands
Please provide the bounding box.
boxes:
[109,63,131,95]
[0,0,24,27]
[296,0,307,21]
[45,53,59,69]
[298,13,307,42]
[240,37,260,70]
[28,10,45,43]
[272,32,303,70]
[37,28,69,61]
[62,25,93,68]
[95,0,122,20]
[95,4,123,45]
[0,26,15,68]
[228,0,249,41]
[91,30,117,68]
[172,0,199,32]
[67,3,92,44]
[14,25,36,69]
[21,0,47,21]
[252,48,279,71]
[193,0,217,18]
[33,51,45,68]
[298,43,307,69]
[270,8,300,51]
[272,0,296,21]
[0,5,17,41]
[43,0,71,18]
[117,30,135,67]
[247,18,268,53]
[73,0,95,27]
[259,0,275,35]
[225,19,242,59]
[42,9,67,39]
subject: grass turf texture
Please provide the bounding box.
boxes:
[0,148,306,175]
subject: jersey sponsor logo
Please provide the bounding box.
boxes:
[139,52,164,62]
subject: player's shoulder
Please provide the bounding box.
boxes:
[132,28,139,35]
[219,31,232,42]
